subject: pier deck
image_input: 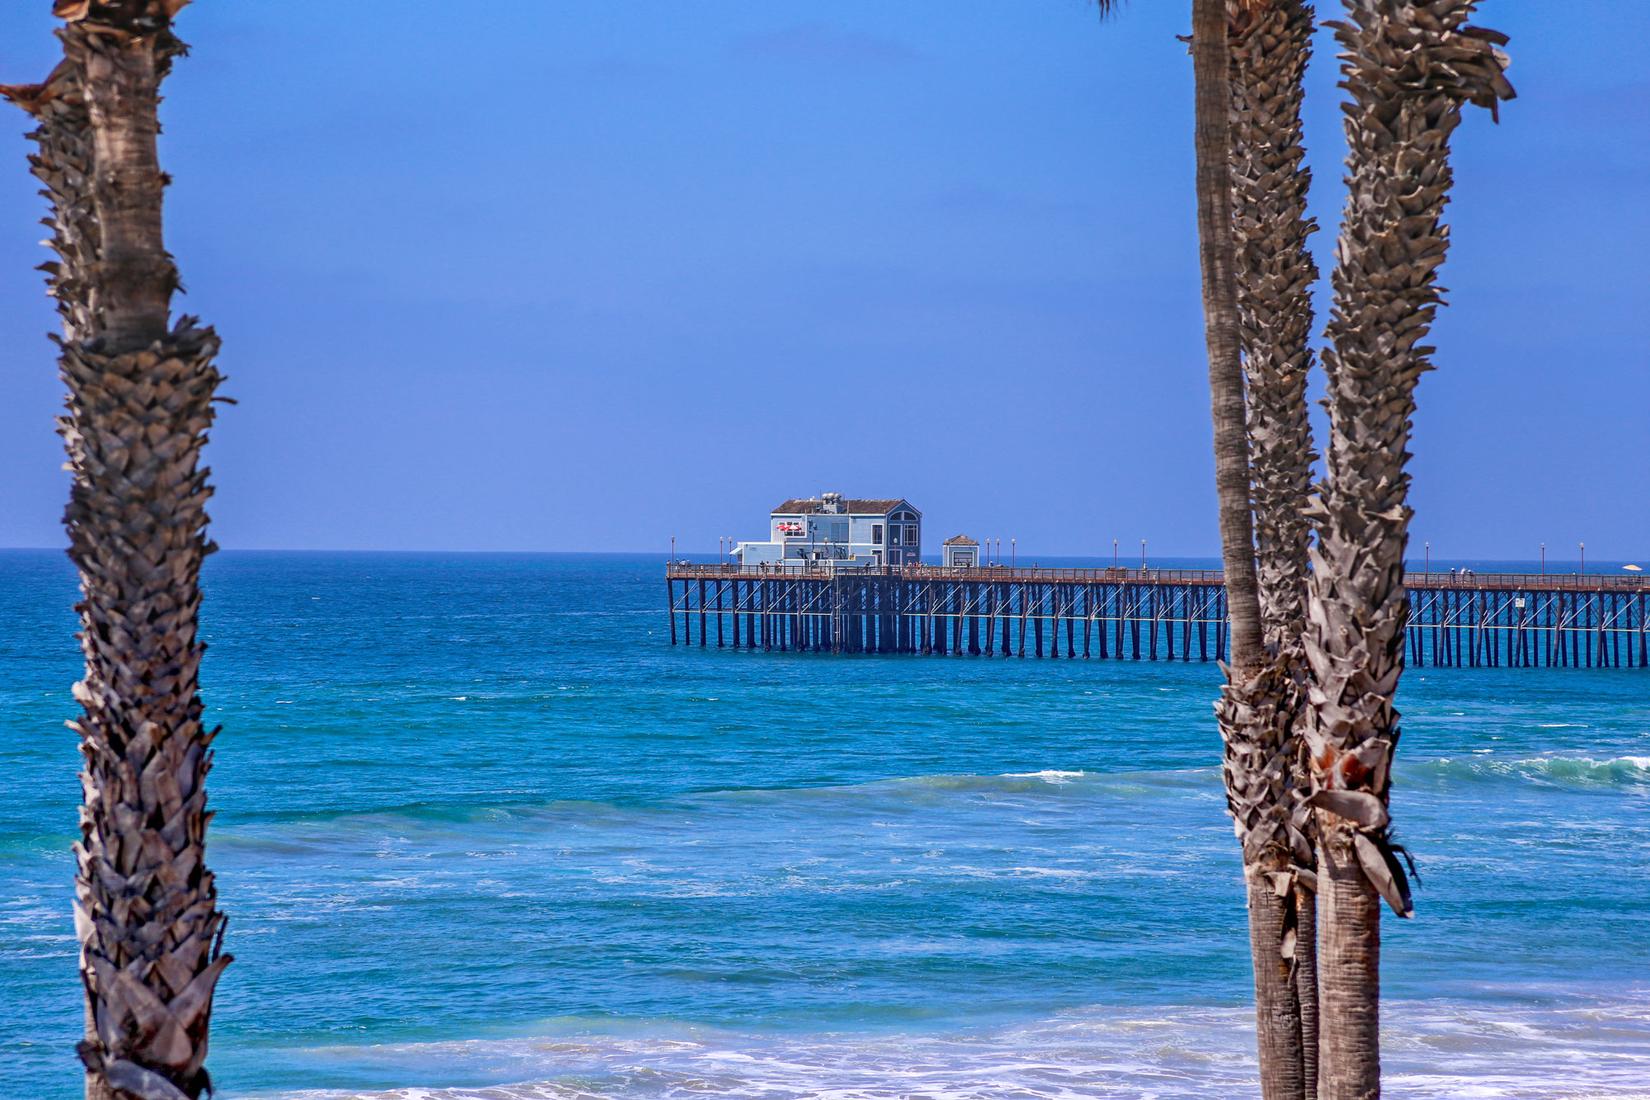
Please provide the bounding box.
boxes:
[665,563,1650,669]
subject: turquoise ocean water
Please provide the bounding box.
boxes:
[2,550,1647,1099]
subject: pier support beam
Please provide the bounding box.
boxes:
[662,567,1649,673]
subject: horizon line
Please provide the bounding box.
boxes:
[0,545,1637,564]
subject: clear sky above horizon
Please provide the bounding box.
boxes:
[1,2,1645,558]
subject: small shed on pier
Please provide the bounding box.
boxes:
[942,535,979,569]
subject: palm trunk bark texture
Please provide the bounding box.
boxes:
[1228,2,1322,1096]
[1192,2,1307,1097]
[1305,3,1511,1097]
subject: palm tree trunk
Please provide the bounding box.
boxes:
[13,5,232,1098]
[1193,0,1264,676]
[1228,3,1321,1096]
[1294,881,1319,1096]
[1305,3,1511,1097]
[1192,3,1304,1098]
[1220,665,1307,1100]
[1230,0,1316,657]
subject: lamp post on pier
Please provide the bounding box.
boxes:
[1540,543,1545,575]
[670,535,676,563]
[1580,542,1586,575]
[1424,541,1430,575]
[1140,539,1147,571]
[1011,538,1017,569]
[1113,538,1119,569]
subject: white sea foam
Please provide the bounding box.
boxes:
[260,994,1650,1100]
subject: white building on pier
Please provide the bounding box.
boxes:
[733,494,922,567]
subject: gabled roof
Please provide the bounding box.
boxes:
[943,534,978,546]
[771,498,916,516]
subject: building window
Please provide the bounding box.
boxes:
[829,520,848,543]
[873,524,883,545]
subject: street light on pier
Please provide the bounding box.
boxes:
[1580,542,1586,575]
[1113,538,1119,569]
[1540,543,1545,575]
[1424,541,1430,574]
[1011,538,1017,569]
[670,535,676,563]
[1140,539,1147,570]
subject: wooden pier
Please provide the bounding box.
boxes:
[665,564,1650,669]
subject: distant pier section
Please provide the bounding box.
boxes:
[672,494,1648,669]
[665,563,1650,669]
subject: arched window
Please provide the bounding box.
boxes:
[889,510,919,550]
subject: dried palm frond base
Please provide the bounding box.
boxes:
[1218,659,1313,1100]
[1,57,98,342]
[1219,659,1316,928]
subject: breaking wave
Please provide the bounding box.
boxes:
[217,767,1214,836]
[259,994,1650,1100]
[211,753,1649,854]
[1406,754,1650,791]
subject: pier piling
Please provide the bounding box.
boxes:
[666,565,1649,670]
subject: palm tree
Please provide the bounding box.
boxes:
[1153,0,1315,1093]
[1227,1,1321,1094]
[1094,2,1311,1094]
[7,3,231,1098]
[1302,2,1511,1096]
[1189,3,1320,1096]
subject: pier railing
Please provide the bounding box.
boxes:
[668,563,1229,585]
[1400,571,1647,593]
[667,561,1648,593]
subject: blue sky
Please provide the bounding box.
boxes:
[1,1,1645,557]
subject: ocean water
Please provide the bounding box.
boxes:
[2,550,1647,1100]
